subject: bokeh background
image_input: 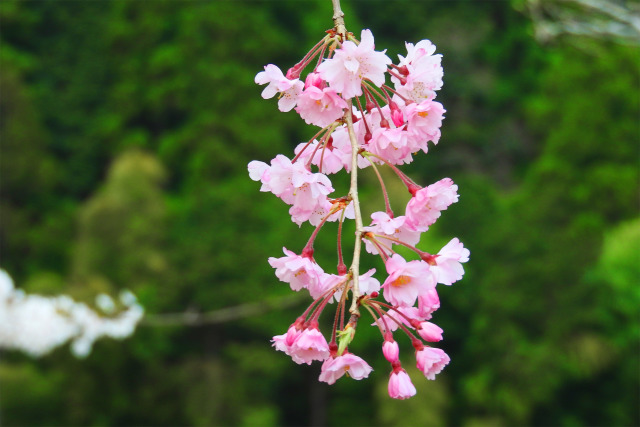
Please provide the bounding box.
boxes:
[1,0,639,425]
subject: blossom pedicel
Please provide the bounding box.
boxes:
[249,4,469,399]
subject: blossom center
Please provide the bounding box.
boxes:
[391,275,411,287]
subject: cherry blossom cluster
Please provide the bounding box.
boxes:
[0,269,143,358]
[249,26,469,399]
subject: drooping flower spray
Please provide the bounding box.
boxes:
[249,0,469,399]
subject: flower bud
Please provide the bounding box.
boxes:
[388,369,416,399]
[416,347,450,380]
[417,321,443,342]
[382,339,400,363]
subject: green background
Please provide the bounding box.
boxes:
[1,0,638,425]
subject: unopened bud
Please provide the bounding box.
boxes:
[419,252,438,266]
[389,101,404,127]
[382,339,400,363]
[416,322,443,342]
[286,66,301,80]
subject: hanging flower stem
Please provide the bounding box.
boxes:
[365,151,421,193]
[293,125,333,163]
[302,204,343,257]
[336,209,347,275]
[366,156,393,217]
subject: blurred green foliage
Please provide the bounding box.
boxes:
[0,0,638,425]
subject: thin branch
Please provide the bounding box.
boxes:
[526,0,640,44]
[331,0,347,38]
[344,102,364,318]
[141,294,307,327]
[331,0,363,319]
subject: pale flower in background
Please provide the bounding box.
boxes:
[0,269,143,358]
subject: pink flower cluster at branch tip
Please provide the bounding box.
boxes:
[250,20,469,400]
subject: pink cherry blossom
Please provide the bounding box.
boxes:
[289,327,330,365]
[294,140,346,175]
[388,369,417,399]
[358,269,381,295]
[289,199,333,227]
[332,268,379,302]
[318,353,373,384]
[272,325,302,356]
[359,105,426,166]
[302,197,355,227]
[395,67,438,103]
[248,154,336,225]
[317,29,391,99]
[382,254,435,307]
[255,64,304,111]
[417,288,440,319]
[431,238,470,286]
[405,100,445,148]
[394,40,443,102]
[363,212,421,255]
[262,154,302,198]
[250,155,334,202]
[382,339,400,363]
[368,127,414,165]
[288,162,333,203]
[415,347,450,380]
[313,272,347,301]
[416,321,443,342]
[255,64,290,98]
[268,248,324,292]
[247,160,268,180]
[405,178,459,232]
[247,160,270,189]
[327,125,371,172]
[399,39,439,66]
[295,73,348,127]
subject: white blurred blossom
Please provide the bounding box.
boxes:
[96,293,116,314]
[0,269,144,358]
